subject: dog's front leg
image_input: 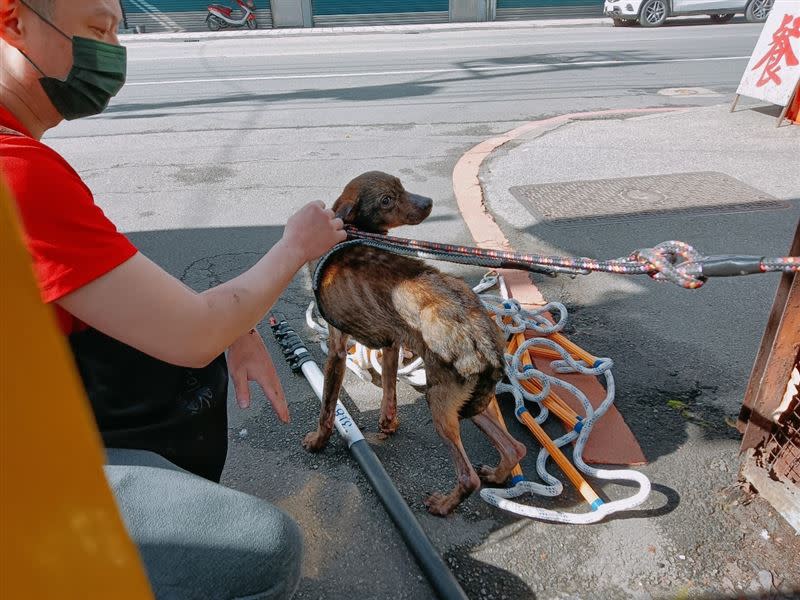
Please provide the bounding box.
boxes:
[378,344,400,435]
[303,327,349,452]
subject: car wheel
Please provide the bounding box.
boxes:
[639,0,668,27]
[745,0,773,22]
[710,13,735,23]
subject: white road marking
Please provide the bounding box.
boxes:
[126,55,751,86]
[127,33,752,62]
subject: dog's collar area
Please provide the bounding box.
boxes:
[311,239,370,334]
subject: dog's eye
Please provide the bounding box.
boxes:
[380,196,393,207]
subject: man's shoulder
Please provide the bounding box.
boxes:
[1,132,76,170]
[0,133,87,198]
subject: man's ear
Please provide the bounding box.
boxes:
[0,1,26,47]
[332,186,358,222]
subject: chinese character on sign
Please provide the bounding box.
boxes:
[752,13,800,88]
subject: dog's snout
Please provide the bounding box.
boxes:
[409,193,433,214]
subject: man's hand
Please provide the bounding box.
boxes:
[281,201,346,264]
[228,329,289,423]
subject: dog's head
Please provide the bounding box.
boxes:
[332,171,433,234]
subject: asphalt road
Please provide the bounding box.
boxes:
[48,22,766,239]
[68,21,762,132]
[43,21,799,600]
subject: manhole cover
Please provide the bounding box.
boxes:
[509,172,790,227]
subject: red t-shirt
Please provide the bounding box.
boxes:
[0,106,138,335]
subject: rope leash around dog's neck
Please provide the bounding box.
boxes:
[344,227,800,290]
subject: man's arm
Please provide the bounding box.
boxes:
[58,202,344,368]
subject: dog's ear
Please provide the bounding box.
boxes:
[332,186,358,222]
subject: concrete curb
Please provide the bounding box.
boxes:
[120,17,610,43]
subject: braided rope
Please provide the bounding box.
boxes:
[344,228,799,289]
[479,290,651,524]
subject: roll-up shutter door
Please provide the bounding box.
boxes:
[121,0,273,32]
[495,0,601,21]
[312,0,449,27]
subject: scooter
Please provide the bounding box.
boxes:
[206,0,257,30]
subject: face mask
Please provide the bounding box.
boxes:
[18,1,127,120]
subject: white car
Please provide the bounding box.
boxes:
[603,0,773,27]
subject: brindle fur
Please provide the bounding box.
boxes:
[304,171,526,516]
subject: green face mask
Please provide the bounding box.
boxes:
[19,1,127,120]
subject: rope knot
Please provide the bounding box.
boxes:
[632,241,706,289]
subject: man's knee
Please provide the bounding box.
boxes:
[105,450,303,600]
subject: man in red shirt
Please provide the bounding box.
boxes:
[1,1,345,597]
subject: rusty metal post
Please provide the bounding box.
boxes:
[738,221,800,452]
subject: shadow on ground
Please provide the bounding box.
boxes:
[130,225,539,598]
[126,217,775,599]
[504,200,800,465]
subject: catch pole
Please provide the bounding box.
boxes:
[269,315,468,600]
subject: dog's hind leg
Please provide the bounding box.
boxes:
[424,382,480,516]
[378,344,400,435]
[471,398,527,485]
[303,326,349,452]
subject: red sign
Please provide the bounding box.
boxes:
[737,1,800,108]
[752,14,800,88]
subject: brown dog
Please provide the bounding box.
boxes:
[305,171,526,516]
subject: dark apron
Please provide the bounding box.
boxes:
[69,328,229,483]
[3,124,228,481]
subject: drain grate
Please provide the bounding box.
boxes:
[509,172,791,227]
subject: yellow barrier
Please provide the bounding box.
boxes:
[0,178,153,599]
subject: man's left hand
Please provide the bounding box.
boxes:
[228,329,289,422]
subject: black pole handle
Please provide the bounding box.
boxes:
[349,440,469,600]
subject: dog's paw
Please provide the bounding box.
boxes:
[423,492,453,517]
[302,430,328,452]
[476,464,506,485]
[378,415,400,435]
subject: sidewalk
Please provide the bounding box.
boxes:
[470,103,799,597]
[119,16,609,43]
